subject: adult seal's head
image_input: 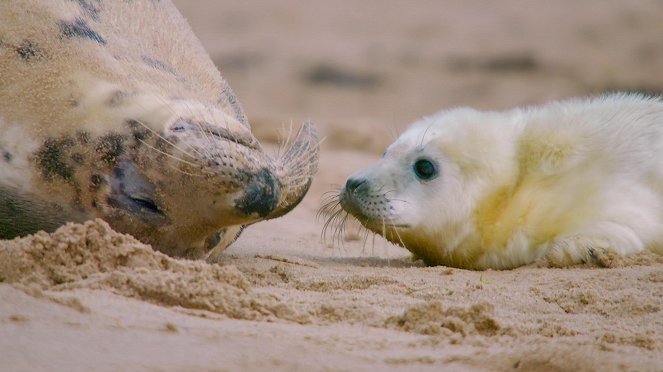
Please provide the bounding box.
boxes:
[0,0,319,259]
[330,95,663,269]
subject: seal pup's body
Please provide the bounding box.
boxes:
[339,94,663,269]
[0,0,318,259]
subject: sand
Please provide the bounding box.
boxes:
[3,220,662,371]
[3,1,663,371]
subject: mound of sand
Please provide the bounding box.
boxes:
[0,220,303,322]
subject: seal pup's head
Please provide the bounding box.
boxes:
[330,108,521,268]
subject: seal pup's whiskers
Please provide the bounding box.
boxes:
[319,188,344,247]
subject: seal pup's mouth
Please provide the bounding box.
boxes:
[107,159,169,226]
[319,178,411,247]
[338,177,410,229]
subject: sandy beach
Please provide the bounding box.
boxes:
[2,1,663,370]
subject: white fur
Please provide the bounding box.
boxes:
[346,94,663,269]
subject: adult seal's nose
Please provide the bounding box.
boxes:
[235,169,279,217]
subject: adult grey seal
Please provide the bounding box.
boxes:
[330,94,663,269]
[0,0,319,259]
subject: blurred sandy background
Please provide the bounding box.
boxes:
[177,0,663,151]
[2,1,663,371]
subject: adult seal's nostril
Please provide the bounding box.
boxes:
[345,177,366,193]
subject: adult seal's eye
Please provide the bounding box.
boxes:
[413,158,438,180]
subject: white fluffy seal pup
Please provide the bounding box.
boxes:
[0,0,318,259]
[332,94,663,269]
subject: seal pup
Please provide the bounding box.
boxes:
[328,94,663,269]
[0,0,319,259]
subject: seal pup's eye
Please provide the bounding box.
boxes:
[413,158,438,181]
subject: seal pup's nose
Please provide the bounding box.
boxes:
[345,177,367,194]
[339,177,369,216]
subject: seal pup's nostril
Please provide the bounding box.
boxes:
[345,177,366,193]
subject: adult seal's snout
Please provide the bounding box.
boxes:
[235,169,279,217]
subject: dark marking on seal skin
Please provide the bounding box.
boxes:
[95,133,126,165]
[15,40,44,61]
[59,18,106,45]
[70,152,85,164]
[235,168,279,217]
[126,119,151,142]
[35,137,76,181]
[142,55,180,78]
[73,0,103,20]
[3,151,12,162]
[89,174,104,191]
[76,131,91,144]
[125,120,151,151]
